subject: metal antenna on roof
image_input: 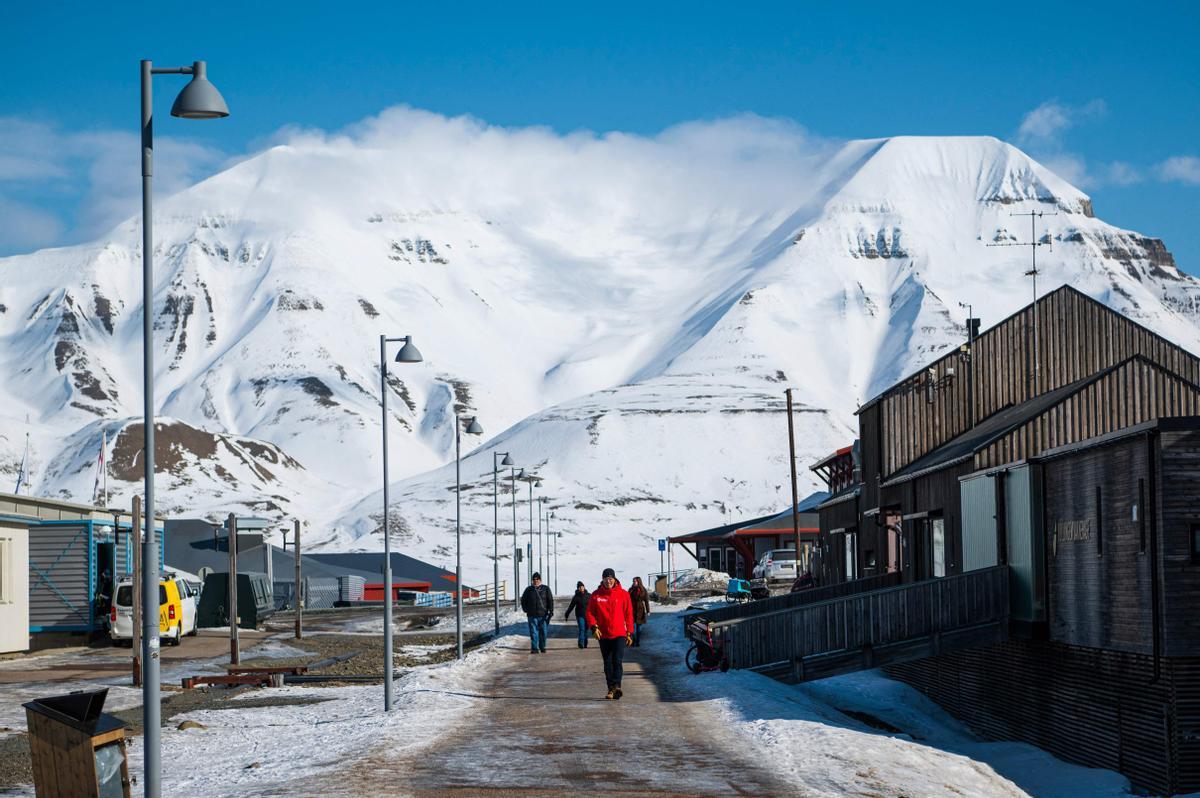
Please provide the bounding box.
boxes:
[988,210,1057,397]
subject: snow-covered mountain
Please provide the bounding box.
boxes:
[1,111,1196,587]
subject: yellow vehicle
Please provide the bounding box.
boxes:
[111,573,198,645]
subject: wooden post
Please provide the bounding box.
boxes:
[131,496,142,687]
[294,519,302,640]
[228,513,239,665]
[785,388,802,565]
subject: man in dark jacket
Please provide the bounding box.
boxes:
[564,581,591,649]
[520,572,553,653]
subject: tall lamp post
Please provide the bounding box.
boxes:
[139,58,228,798]
[380,334,423,710]
[521,473,542,585]
[540,494,549,576]
[455,414,484,660]
[511,467,522,609]
[492,451,513,635]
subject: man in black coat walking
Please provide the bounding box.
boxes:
[564,581,591,648]
[520,572,553,653]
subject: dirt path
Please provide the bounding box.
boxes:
[322,621,805,798]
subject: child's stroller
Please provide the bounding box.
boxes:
[685,617,730,674]
[726,578,752,603]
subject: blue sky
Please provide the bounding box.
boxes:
[1,1,1197,270]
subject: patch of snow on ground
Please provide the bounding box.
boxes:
[126,630,523,795]
[640,610,1135,798]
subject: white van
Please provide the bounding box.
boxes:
[110,573,198,645]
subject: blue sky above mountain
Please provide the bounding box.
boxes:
[0,1,1196,271]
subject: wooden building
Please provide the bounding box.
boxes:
[808,285,1200,795]
[669,493,826,579]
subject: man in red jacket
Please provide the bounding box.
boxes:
[585,567,635,700]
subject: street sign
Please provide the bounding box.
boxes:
[658,538,666,552]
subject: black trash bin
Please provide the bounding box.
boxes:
[23,688,130,797]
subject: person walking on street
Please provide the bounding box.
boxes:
[520,572,553,654]
[585,567,634,700]
[564,581,591,649]
[628,576,650,646]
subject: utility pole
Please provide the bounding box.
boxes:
[293,519,302,640]
[131,496,142,687]
[988,211,1056,398]
[228,514,239,665]
[785,388,801,557]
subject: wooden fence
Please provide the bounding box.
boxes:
[697,566,1010,682]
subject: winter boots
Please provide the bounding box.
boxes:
[613,686,623,700]
[605,688,615,700]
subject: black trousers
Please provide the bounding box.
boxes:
[599,636,626,688]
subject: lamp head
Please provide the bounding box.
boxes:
[465,418,484,435]
[501,453,514,466]
[394,336,423,363]
[170,61,230,120]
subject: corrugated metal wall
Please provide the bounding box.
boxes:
[1005,465,1045,623]
[28,524,91,631]
[960,473,998,572]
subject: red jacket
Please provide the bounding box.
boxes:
[586,580,634,639]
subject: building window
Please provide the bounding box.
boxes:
[932,518,946,578]
[0,537,9,604]
[1191,524,1200,565]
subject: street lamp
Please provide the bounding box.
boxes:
[537,496,545,575]
[139,58,228,798]
[519,472,542,586]
[455,414,483,660]
[511,467,522,610]
[380,333,423,711]
[492,451,513,635]
[554,526,562,594]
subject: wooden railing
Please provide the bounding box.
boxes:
[694,566,1009,679]
[683,571,902,632]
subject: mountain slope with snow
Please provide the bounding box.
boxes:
[0,113,1194,586]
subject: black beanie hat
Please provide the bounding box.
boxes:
[602,567,616,579]
[576,581,585,588]
[532,572,541,580]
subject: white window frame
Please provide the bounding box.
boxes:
[0,536,11,604]
[932,518,946,578]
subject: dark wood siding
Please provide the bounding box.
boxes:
[866,286,1200,479]
[1042,434,1153,654]
[977,358,1200,470]
[887,641,1197,796]
[878,462,972,579]
[1159,429,1200,656]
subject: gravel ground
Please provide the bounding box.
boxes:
[0,686,331,791]
[0,607,498,791]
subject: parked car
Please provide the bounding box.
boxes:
[110,573,198,645]
[752,549,797,581]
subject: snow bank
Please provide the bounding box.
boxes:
[641,610,1134,798]
[671,568,730,591]
[125,631,521,795]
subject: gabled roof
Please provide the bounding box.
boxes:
[880,354,1200,485]
[668,513,777,544]
[856,284,1200,415]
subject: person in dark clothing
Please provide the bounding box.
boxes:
[628,576,650,646]
[585,567,634,700]
[520,572,553,653]
[564,581,591,648]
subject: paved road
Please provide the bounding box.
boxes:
[328,621,804,798]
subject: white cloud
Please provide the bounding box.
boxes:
[1104,161,1143,186]
[0,116,224,255]
[1017,99,1107,148]
[1156,156,1200,185]
[0,195,65,253]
